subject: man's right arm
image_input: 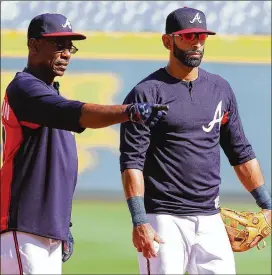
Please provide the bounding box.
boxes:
[120,84,165,258]
[122,168,163,258]
[7,78,167,132]
[80,102,168,129]
[79,103,128,129]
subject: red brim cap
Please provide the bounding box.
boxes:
[172,28,216,35]
[42,32,87,40]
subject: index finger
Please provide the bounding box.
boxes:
[142,246,152,258]
[249,236,263,248]
[153,104,169,111]
[146,242,158,258]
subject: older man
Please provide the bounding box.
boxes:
[0,13,168,274]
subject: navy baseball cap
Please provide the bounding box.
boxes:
[166,7,216,35]
[27,13,86,40]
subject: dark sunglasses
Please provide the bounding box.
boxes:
[169,33,208,42]
[39,39,78,54]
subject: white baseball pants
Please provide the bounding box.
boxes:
[138,213,236,275]
[1,231,62,274]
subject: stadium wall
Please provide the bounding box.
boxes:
[1,32,271,196]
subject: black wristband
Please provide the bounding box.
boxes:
[127,196,148,226]
[250,185,271,210]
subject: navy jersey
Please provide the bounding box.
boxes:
[1,69,85,241]
[120,68,255,216]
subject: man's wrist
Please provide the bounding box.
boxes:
[126,196,148,226]
[125,104,132,119]
[125,104,142,123]
[250,184,271,210]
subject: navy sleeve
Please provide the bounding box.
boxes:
[119,86,154,172]
[7,76,85,133]
[220,83,256,166]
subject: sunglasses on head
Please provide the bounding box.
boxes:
[169,33,208,42]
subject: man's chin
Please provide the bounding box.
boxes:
[54,70,65,77]
[185,57,203,67]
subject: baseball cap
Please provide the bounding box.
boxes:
[166,7,216,35]
[27,13,86,40]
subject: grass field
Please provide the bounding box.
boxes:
[63,200,271,274]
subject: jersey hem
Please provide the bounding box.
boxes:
[0,228,65,241]
[146,208,221,216]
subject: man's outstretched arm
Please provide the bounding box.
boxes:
[79,103,168,129]
[8,78,168,131]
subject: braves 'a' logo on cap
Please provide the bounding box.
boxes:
[190,12,202,24]
[62,19,72,29]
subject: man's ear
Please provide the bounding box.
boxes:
[162,34,171,50]
[28,38,39,54]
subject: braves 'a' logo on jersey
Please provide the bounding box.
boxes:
[202,101,225,133]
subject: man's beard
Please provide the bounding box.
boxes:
[173,42,204,67]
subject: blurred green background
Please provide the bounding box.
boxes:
[1,1,271,274]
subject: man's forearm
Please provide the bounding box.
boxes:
[122,169,145,198]
[79,103,129,129]
[122,169,148,226]
[234,158,264,192]
[234,158,271,209]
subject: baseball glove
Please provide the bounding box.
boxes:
[220,208,271,252]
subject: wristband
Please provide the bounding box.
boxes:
[127,196,148,226]
[250,185,271,210]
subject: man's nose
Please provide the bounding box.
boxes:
[191,38,202,48]
[61,49,71,59]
